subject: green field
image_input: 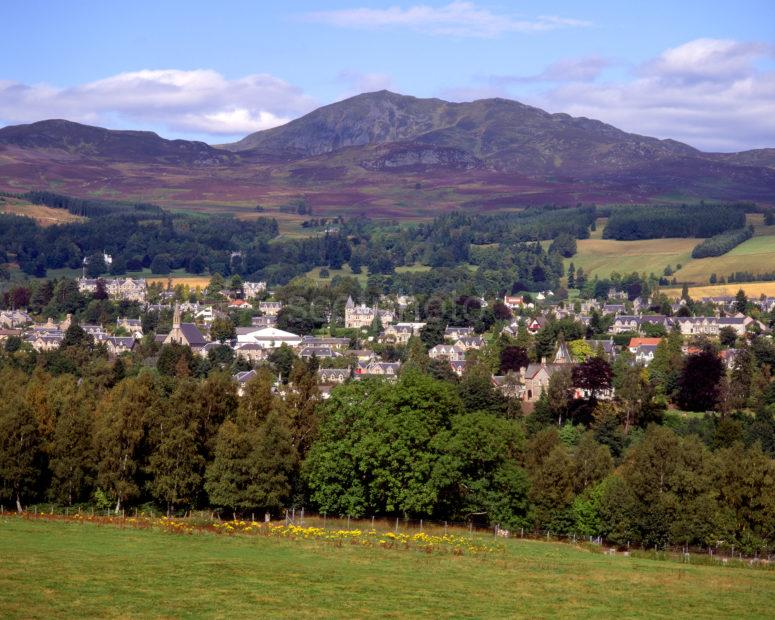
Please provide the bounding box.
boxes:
[572,214,775,284]
[1,518,773,618]
[572,238,697,278]
[674,234,775,284]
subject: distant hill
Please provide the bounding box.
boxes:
[0,92,773,214]
[710,148,775,170]
[0,119,233,165]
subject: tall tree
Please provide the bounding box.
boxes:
[286,359,322,461]
[528,444,575,531]
[0,370,40,512]
[243,403,297,514]
[146,380,206,514]
[93,373,159,513]
[47,375,94,505]
[572,432,613,494]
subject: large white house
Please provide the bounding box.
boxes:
[236,326,302,349]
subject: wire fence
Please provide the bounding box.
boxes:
[4,503,773,570]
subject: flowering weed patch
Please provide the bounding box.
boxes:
[7,511,501,557]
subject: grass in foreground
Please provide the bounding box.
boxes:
[1,517,773,618]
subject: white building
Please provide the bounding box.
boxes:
[236,326,302,349]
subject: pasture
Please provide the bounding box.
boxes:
[573,213,775,286]
[673,234,775,284]
[1,516,773,618]
[571,238,697,278]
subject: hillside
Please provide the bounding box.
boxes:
[0,119,233,165]
[711,148,775,170]
[0,91,774,215]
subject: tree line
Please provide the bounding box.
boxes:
[691,226,753,259]
[603,204,748,240]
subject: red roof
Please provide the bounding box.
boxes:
[628,337,662,348]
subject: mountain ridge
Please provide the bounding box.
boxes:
[0,90,773,212]
[219,90,704,176]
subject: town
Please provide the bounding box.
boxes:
[1,273,771,405]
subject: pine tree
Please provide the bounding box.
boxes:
[528,444,574,530]
[572,432,613,494]
[567,262,576,289]
[735,289,748,314]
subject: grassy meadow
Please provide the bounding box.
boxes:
[1,516,773,618]
[672,235,775,283]
[573,214,775,287]
[572,238,697,279]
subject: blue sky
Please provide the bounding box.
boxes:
[1,1,774,150]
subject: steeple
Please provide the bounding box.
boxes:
[173,302,181,329]
[345,295,355,309]
[553,338,572,364]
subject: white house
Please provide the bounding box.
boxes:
[236,326,302,349]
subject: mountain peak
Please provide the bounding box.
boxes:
[219,91,699,172]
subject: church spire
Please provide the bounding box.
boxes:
[173,302,181,329]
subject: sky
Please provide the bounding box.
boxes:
[1,1,774,151]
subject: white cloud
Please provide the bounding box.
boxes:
[306,2,591,38]
[641,38,772,83]
[0,69,317,138]
[528,39,775,151]
[445,39,775,152]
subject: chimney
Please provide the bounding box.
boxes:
[541,356,547,365]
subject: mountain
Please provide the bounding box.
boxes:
[222,90,702,176]
[0,119,233,165]
[0,91,773,215]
